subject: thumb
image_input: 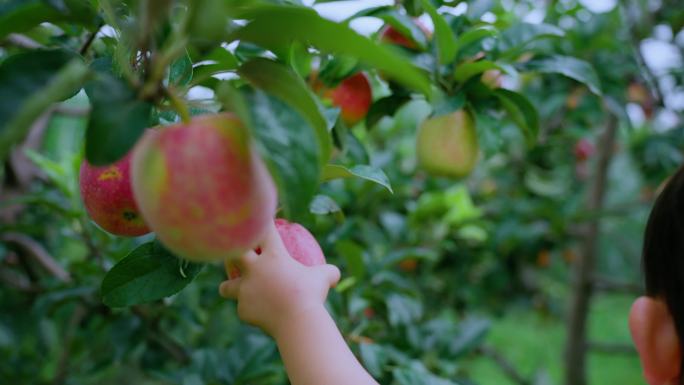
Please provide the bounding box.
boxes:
[314,264,341,288]
[218,278,241,299]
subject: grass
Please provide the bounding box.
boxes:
[462,294,644,385]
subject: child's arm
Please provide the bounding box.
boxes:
[219,222,379,385]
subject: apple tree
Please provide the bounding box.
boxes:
[1,0,676,384]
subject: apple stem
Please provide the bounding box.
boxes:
[165,87,191,123]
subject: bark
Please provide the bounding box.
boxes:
[564,114,618,385]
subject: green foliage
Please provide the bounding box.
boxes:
[0,0,681,384]
[85,72,152,165]
[101,241,203,307]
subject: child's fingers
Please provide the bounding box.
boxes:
[239,249,259,267]
[314,264,341,287]
[261,220,287,258]
[219,279,241,299]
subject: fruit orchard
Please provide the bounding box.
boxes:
[0,1,682,385]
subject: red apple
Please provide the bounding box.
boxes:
[79,152,150,236]
[322,72,372,126]
[131,113,277,262]
[574,138,594,161]
[227,218,326,278]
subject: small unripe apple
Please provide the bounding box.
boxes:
[79,152,150,236]
[416,110,479,178]
[322,73,372,126]
[227,218,326,278]
[131,113,277,262]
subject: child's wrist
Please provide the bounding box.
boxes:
[273,304,330,341]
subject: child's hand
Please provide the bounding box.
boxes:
[218,221,378,385]
[218,221,340,338]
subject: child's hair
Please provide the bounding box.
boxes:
[642,164,684,379]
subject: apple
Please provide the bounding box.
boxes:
[416,109,479,178]
[79,151,150,236]
[131,113,277,262]
[574,138,594,161]
[228,218,326,278]
[322,72,372,126]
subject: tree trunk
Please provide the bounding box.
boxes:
[564,115,619,385]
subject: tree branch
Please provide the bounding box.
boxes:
[1,232,71,282]
[476,345,531,385]
[132,306,190,364]
[592,275,643,295]
[564,113,619,385]
[4,33,44,49]
[586,342,637,355]
[79,23,103,56]
[52,304,88,385]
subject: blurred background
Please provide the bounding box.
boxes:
[1,0,683,384]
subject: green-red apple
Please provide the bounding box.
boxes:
[416,109,479,178]
[131,113,277,262]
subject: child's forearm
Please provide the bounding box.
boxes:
[274,305,379,385]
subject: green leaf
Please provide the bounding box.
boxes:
[498,22,564,55]
[467,0,495,20]
[317,56,359,84]
[229,5,431,96]
[335,240,365,279]
[454,60,503,83]
[431,91,465,117]
[322,164,393,194]
[386,294,422,326]
[365,94,411,129]
[238,58,331,164]
[359,343,390,378]
[523,55,602,95]
[169,51,193,86]
[0,50,89,160]
[288,41,312,78]
[393,365,462,385]
[191,46,239,85]
[100,241,204,308]
[449,317,491,356]
[494,88,539,147]
[0,49,80,128]
[383,247,439,267]
[0,0,98,39]
[85,73,153,165]
[453,25,498,59]
[243,89,320,221]
[309,194,341,215]
[421,0,457,64]
[24,149,71,197]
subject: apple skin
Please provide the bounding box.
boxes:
[79,152,150,237]
[228,218,326,279]
[416,109,479,178]
[323,73,372,126]
[131,113,277,262]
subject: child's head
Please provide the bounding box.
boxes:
[630,165,684,385]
